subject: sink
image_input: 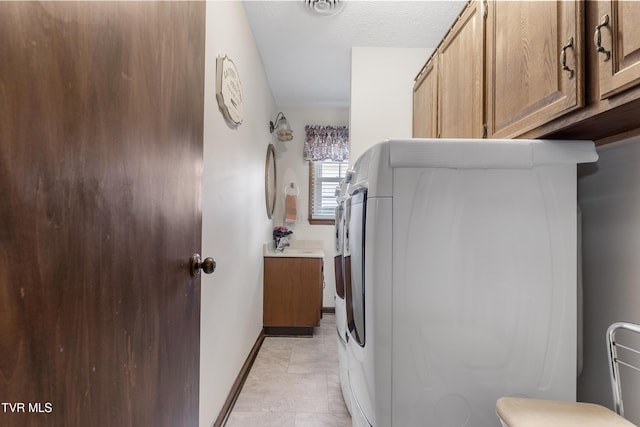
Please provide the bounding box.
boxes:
[284,248,315,254]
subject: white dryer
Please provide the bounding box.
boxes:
[344,139,598,427]
[334,179,352,415]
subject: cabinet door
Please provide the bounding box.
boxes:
[438,1,484,139]
[596,1,640,99]
[413,56,438,138]
[486,0,584,138]
[264,257,322,328]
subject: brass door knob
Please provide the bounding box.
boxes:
[190,254,217,277]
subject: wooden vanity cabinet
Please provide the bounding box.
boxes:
[263,256,323,335]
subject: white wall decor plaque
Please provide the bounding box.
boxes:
[216,55,243,127]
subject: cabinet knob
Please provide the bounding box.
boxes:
[594,14,611,62]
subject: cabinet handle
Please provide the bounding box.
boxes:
[560,37,575,79]
[594,14,611,62]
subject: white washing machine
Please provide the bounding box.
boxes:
[334,180,352,415]
[344,139,598,427]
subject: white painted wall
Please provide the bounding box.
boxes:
[271,107,350,308]
[578,134,640,425]
[349,47,432,164]
[200,2,275,426]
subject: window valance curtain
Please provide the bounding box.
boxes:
[303,125,349,162]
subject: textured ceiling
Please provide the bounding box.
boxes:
[243,0,466,108]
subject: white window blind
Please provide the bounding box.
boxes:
[309,160,349,223]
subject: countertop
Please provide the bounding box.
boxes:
[263,240,324,258]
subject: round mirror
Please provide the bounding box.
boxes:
[265,144,277,219]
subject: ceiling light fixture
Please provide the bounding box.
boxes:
[304,0,344,17]
[269,112,293,143]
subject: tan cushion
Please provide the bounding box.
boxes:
[496,397,637,427]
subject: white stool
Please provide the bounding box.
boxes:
[496,322,640,427]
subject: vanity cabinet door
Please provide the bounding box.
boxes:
[486,0,584,138]
[263,257,323,329]
[595,1,640,99]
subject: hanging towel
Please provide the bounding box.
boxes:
[285,194,297,223]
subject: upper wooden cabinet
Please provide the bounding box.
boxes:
[413,56,438,138]
[413,0,640,143]
[439,0,485,139]
[486,0,584,138]
[526,0,640,141]
[595,1,640,100]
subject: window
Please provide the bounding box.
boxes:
[308,160,349,225]
[304,124,349,225]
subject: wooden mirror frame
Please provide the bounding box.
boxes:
[265,144,277,219]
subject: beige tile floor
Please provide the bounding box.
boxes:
[226,314,351,427]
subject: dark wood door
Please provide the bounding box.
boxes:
[0,2,205,426]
